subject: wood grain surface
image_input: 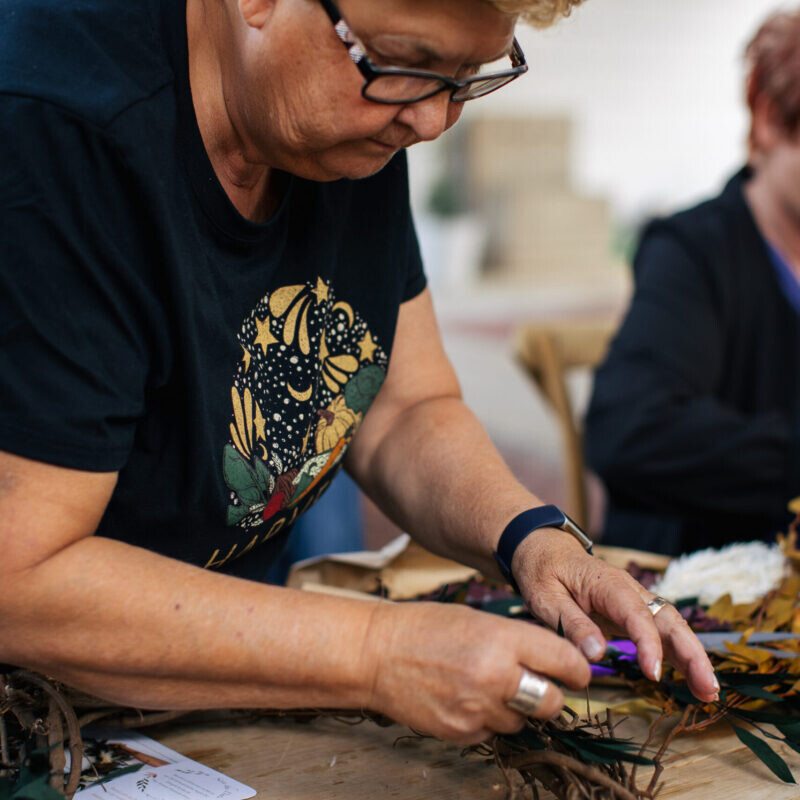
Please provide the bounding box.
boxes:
[148,705,800,799]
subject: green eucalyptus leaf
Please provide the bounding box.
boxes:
[599,652,643,682]
[781,739,800,756]
[662,682,697,705]
[722,673,793,687]
[11,774,64,800]
[726,685,784,702]
[549,734,613,765]
[734,708,800,729]
[569,740,653,766]
[731,723,796,784]
[777,722,800,740]
[512,727,547,750]
[552,730,655,766]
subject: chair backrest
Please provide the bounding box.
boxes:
[515,320,616,531]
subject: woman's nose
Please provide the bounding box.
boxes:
[396,91,461,142]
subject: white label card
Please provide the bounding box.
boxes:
[67,727,256,800]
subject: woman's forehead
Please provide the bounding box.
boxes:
[337,0,516,61]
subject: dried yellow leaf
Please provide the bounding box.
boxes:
[780,530,800,563]
[706,594,734,622]
[778,575,800,598]
[714,659,749,672]
[724,641,774,665]
[761,596,796,631]
[731,601,761,624]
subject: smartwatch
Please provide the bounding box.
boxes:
[493,504,593,593]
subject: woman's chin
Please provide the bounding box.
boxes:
[292,143,401,182]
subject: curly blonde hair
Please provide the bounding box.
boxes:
[486,0,586,28]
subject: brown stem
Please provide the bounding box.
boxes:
[491,738,517,800]
[47,698,66,793]
[629,708,662,791]
[643,709,677,798]
[559,769,582,800]
[5,686,39,733]
[508,752,640,800]
[0,714,10,766]
[10,671,84,798]
[753,588,779,630]
[644,764,663,800]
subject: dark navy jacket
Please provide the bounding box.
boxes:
[586,170,800,556]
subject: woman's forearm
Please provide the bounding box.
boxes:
[0,535,379,710]
[350,396,543,578]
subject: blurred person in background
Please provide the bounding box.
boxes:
[585,7,800,557]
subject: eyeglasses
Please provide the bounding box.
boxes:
[317,0,528,104]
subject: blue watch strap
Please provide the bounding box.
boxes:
[493,505,592,592]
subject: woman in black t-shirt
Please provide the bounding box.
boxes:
[0,0,717,744]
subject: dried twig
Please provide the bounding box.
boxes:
[9,670,85,797]
[510,751,639,800]
[1,669,658,800]
[0,714,10,767]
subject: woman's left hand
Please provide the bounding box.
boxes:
[512,528,720,704]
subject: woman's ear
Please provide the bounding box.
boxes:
[749,91,785,164]
[239,0,275,29]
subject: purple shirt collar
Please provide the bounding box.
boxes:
[766,242,800,316]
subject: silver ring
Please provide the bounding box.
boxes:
[646,596,669,617]
[507,669,549,715]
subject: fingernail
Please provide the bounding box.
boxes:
[653,659,661,682]
[579,636,605,660]
[712,675,720,691]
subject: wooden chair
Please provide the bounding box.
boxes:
[515,320,617,532]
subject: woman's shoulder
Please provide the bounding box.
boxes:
[0,0,172,129]
[640,169,754,261]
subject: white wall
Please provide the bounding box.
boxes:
[410,0,792,224]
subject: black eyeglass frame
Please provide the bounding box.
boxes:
[317,0,528,104]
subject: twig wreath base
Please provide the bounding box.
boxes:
[0,669,660,800]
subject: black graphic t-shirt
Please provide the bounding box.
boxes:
[0,0,425,578]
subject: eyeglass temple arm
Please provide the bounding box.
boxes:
[317,0,372,69]
[317,0,342,25]
[511,38,526,68]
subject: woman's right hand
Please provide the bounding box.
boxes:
[362,600,591,745]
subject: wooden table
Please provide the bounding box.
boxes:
[148,701,800,799]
